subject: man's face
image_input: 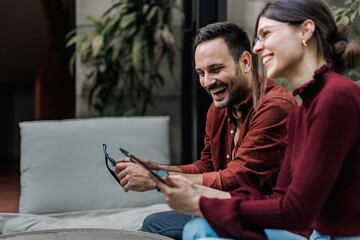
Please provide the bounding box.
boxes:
[195,38,250,109]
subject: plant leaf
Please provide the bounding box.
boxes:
[145,5,158,21]
[350,11,357,22]
[101,2,124,18]
[132,32,142,73]
[120,12,136,29]
[86,16,100,26]
[65,35,78,48]
[341,16,349,25]
[161,27,176,75]
[92,35,104,57]
[78,34,94,56]
[65,28,77,40]
[69,53,76,76]
[111,40,123,62]
[154,29,164,66]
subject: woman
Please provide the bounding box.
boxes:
[151,0,360,239]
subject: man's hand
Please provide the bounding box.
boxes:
[116,157,160,170]
[150,175,203,217]
[115,160,156,192]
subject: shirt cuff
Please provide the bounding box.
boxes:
[202,171,222,190]
[179,164,200,173]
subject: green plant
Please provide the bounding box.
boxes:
[66,0,183,116]
[331,0,360,83]
[331,0,360,33]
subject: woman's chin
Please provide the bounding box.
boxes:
[266,70,275,79]
[266,68,281,79]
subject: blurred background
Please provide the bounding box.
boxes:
[0,0,357,179]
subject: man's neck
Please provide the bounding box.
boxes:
[231,106,242,120]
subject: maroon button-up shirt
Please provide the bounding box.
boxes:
[180,79,299,192]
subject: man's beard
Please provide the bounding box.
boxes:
[212,68,250,109]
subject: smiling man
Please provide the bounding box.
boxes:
[115,22,299,239]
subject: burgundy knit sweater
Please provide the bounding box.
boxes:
[200,64,360,239]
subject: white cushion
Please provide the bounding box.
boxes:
[19,116,170,214]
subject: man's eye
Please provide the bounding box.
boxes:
[197,72,204,77]
[211,67,222,73]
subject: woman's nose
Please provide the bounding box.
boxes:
[252,41,263,54]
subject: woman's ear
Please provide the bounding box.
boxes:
[301,19,315,43]
[239,51,252,73]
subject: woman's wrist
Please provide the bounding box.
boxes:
[195,195,204,217]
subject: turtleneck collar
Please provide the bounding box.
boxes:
[293,64,333,107]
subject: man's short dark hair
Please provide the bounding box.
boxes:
[193,22,252,64]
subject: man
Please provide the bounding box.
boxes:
[115,22,298,239]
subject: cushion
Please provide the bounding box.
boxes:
[19,116,170,214]
[0,204,172,234]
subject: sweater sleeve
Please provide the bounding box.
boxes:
[200,90,359,238]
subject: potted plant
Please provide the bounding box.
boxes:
[66,0,183,116]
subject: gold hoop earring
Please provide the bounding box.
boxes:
[302,39,307,47]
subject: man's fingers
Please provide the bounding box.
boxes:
[114,162,132,174]
[117,167,129,180]
[116,157,132,163]
[163,175,184,188]
[120,176,129,191]
[149,174,185,194]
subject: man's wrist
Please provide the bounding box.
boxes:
[159,165,183,172]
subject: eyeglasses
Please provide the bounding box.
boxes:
[254,22,290,47]
[103,144,122,187]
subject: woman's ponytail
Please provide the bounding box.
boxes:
[331,23,360,74]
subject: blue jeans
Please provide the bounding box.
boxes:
[182,218,307,240]
[183,218,360,240]
[141,210,192,240]
[309,230,360,240]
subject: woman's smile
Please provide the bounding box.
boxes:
[262,54,274,69]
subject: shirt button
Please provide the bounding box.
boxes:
[226,155,230,159]
[230,130,234,134]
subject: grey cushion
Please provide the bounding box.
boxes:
[19,116,170,214]
[0,228,173,239]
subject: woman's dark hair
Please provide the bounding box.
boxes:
[254,0,360,74]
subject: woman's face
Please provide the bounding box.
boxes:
[253,17,304,79]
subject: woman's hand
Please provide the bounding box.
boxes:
[150,174,203,217]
